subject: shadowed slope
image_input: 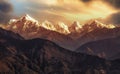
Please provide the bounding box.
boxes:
[0,28,120,74]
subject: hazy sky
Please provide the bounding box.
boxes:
[0,0,120,25]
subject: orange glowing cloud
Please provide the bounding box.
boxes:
[9,0,119,25]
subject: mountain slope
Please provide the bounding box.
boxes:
[0,28,120,74]
[0,27,24,40]
[70,20,120,50]
[76,36,120,60]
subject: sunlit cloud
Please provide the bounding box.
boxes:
[8,0,119,25]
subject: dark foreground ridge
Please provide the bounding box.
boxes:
[77,36,120,60]
[0,28,120,74]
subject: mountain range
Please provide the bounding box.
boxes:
[4,15,120,50]
[0,27,120,74]
[1,14,119,60]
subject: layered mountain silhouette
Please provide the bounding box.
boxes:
[0,27,120,74]
[76,36,120,60]
[5,15,120,51]
[1,14,120,60]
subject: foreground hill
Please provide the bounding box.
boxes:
[76,36,120,60]
[0,28,120,74]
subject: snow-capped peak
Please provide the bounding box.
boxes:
[73,21,82,28]
[92,20,116,29]
[106,24,116,29]
[9,14,39,25]
[41,20,56,31]
[7,14,40,33]
[84,20,116,29]
[9,19,17,24]
[94,20,106,26]
[57,22,70,34]
[69,21,82,32]
[87,20,105,28]
[21,14,38,23]
[41,21,70,34]
[58,22,68,30]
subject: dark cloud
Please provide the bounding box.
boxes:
[104,12,120,25]
[81,0,92,3]
[104,0,120,9]
[0,0,13,24]
[82,0,120,8]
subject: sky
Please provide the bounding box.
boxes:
[0,0,120,25]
